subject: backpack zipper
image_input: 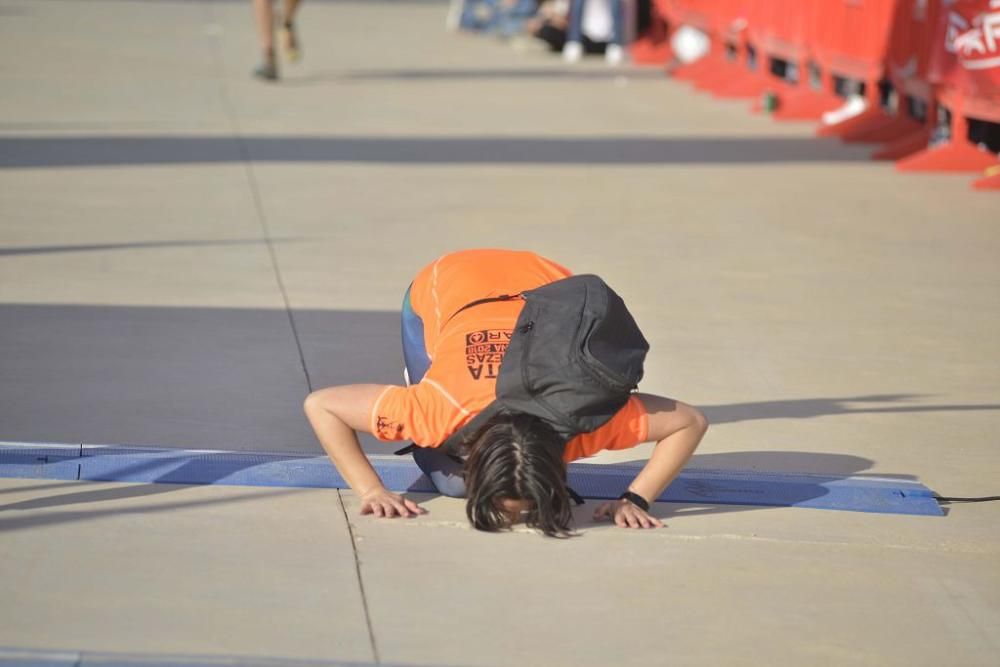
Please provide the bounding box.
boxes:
[518,319,536,396]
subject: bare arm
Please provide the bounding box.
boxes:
[304,384,424,517]
[594,393,709,528]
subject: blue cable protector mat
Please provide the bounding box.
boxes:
[0,443,82,481]
[0,442,943,516]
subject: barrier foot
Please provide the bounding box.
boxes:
[691,63,743,91]
[816,108,888,138]
[771,90,843,121]
[669,55,720,81]
[630,36,672,65]
[972,169,1000,190]
[872,128,931,161]
[896,141,1000,173]
[843,115,924,144]
[710,74,774,99]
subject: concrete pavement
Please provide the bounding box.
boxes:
[1,0,999,665]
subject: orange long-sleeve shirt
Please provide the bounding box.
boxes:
[369,249,648,461]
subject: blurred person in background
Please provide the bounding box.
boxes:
[562,0,625,64]
[526,0,626,63]
[252,0,304,81]
[526,0,600,55]
[459,0,541,38]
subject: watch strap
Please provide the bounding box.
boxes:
[618,490,650,512]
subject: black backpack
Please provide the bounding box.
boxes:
[438,274,649,457]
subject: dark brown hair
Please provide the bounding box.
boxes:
[462,412,574,537]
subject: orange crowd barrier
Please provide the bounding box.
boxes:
[809,0,902,138]
[630,1,673,64]
[897,0,1000,183]
[867,0,943,158]
[765,3,845,120]
[642,0,999,190]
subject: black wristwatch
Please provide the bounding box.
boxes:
[618,490,650,512]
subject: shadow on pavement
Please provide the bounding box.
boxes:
[305,66,670,84]
[703,394,1000,424]
[0,135,870,169]
[0,303,402,451]
[685,450,876,477]
[594,449,947,521]
[0,238,302,258]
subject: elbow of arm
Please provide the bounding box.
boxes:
[304,389,333,419]
[690,406,709,435]
[303,391,319,416]
[304,384,383,433]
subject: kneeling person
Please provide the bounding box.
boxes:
[304,249,708,536]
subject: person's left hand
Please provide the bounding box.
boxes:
[593,499,664,529]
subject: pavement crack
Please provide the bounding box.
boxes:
[337,489,381,665]
[202,0,313,394]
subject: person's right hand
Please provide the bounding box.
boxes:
[359,486,425,518]
[593,498,664,529]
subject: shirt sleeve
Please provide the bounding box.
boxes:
[368,381,470,446]
[562,395,649,462]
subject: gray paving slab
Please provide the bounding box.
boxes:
[0,0,233,131]
[340,493,1000,667]
[0,302,319,450]
[0,479,373,665]
[1,0,999,665]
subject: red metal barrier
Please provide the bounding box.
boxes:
[870,1,943,158]
[816,0,900,84]
[708,0,790,100]
[752,0,809,64]
[663,7,740,91]
[690,1,755,95]
[898,0,1000,173]
[887,2,941,111]
[630,0,673,65]
[813,0,903,138]
[671,0,798,100]
[657,0,998,187]
[973,167,1000,189]
[660,0,727,81]
[763,2,845,120]
[843,0,938,145]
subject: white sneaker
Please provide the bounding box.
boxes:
[605,43,625,66]
[563,41,583,63]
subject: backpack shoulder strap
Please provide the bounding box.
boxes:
[444,293,523,325]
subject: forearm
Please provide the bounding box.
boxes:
[305,399,384,496]
[627,422,704,504]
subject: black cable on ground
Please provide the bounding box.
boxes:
[933,495,1000,503]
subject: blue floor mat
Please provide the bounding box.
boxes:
[0,442,943,516]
